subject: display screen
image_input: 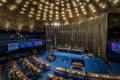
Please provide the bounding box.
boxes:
[112,42,120,53]
[19,42,34,48]
[8,43,19,51]
[7,40,44,51]
[34,41,42,46]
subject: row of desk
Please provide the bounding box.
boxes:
[56,67,120,80]
[7,61,29,80]
[58,47,94,58]
[22,58,41,74]
[72,62,83,68]
[31,55,51,69]
[57,47,84,53]
[48,74,67,80]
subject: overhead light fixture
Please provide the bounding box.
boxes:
[113,0,119,5]
[20,11,25,14]
[36,17,40,20]
[0,0,119,24]
[9,5,17,11]
[0,3,3,7]
[15,0,23,4]
[53,22,60,26]
[2,0,7,3]
[28,14,33,18]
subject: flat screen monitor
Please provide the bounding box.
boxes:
[111,42,120,53]
[34,41,42,46]
[19,42,34,48]
[8,43,19,51]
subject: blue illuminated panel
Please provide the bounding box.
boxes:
[19,42,34,48]
[112,42,120,53]
[34,41,42,46]
[8,43,19,51]
[7,40,44,51]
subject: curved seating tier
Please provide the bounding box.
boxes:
[55,67,120,80]
[7,61,29,80]
[2,54,51,80]
[47,74,67,80]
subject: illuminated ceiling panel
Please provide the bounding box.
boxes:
[0,0,119,24]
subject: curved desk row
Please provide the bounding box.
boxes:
[7,61,29,80]
[56,67,120,80]
[47,74,67,80]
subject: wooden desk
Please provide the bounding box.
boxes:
[88,73,99,78]
[71,49,83,53]
[32,55,51,68]
[67,70,77,75]
[56,67,66,72]
[77,72,86,76]
[49,50,54,53]
[57,48,70,51]
[55,67,120,80]
[23,58,41,74]
[72,62,83,68]
[15,70,29,80]
[110,76,120,80]
[57,47,84,53]
[48,74,67,80]
[87,53,94,58]
[98,74,110,79]
[8,61,29,80]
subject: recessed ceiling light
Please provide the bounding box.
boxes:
[0,3,3,7]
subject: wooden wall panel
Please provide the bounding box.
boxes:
[45,14,107,57]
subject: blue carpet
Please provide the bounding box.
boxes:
[53,51,89,60]
[85,58,109,74]
[53,56,71,68]
[38,51,50,61]
[111,62,120,76]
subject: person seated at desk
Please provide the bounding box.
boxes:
[68,46,71,49]
[47,54,55,62]
[64,44,71,49]
[84,48,90,53]
[87,53,94,58]
[72,44,79,49]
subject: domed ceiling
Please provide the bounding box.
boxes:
[0,0,120,32]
